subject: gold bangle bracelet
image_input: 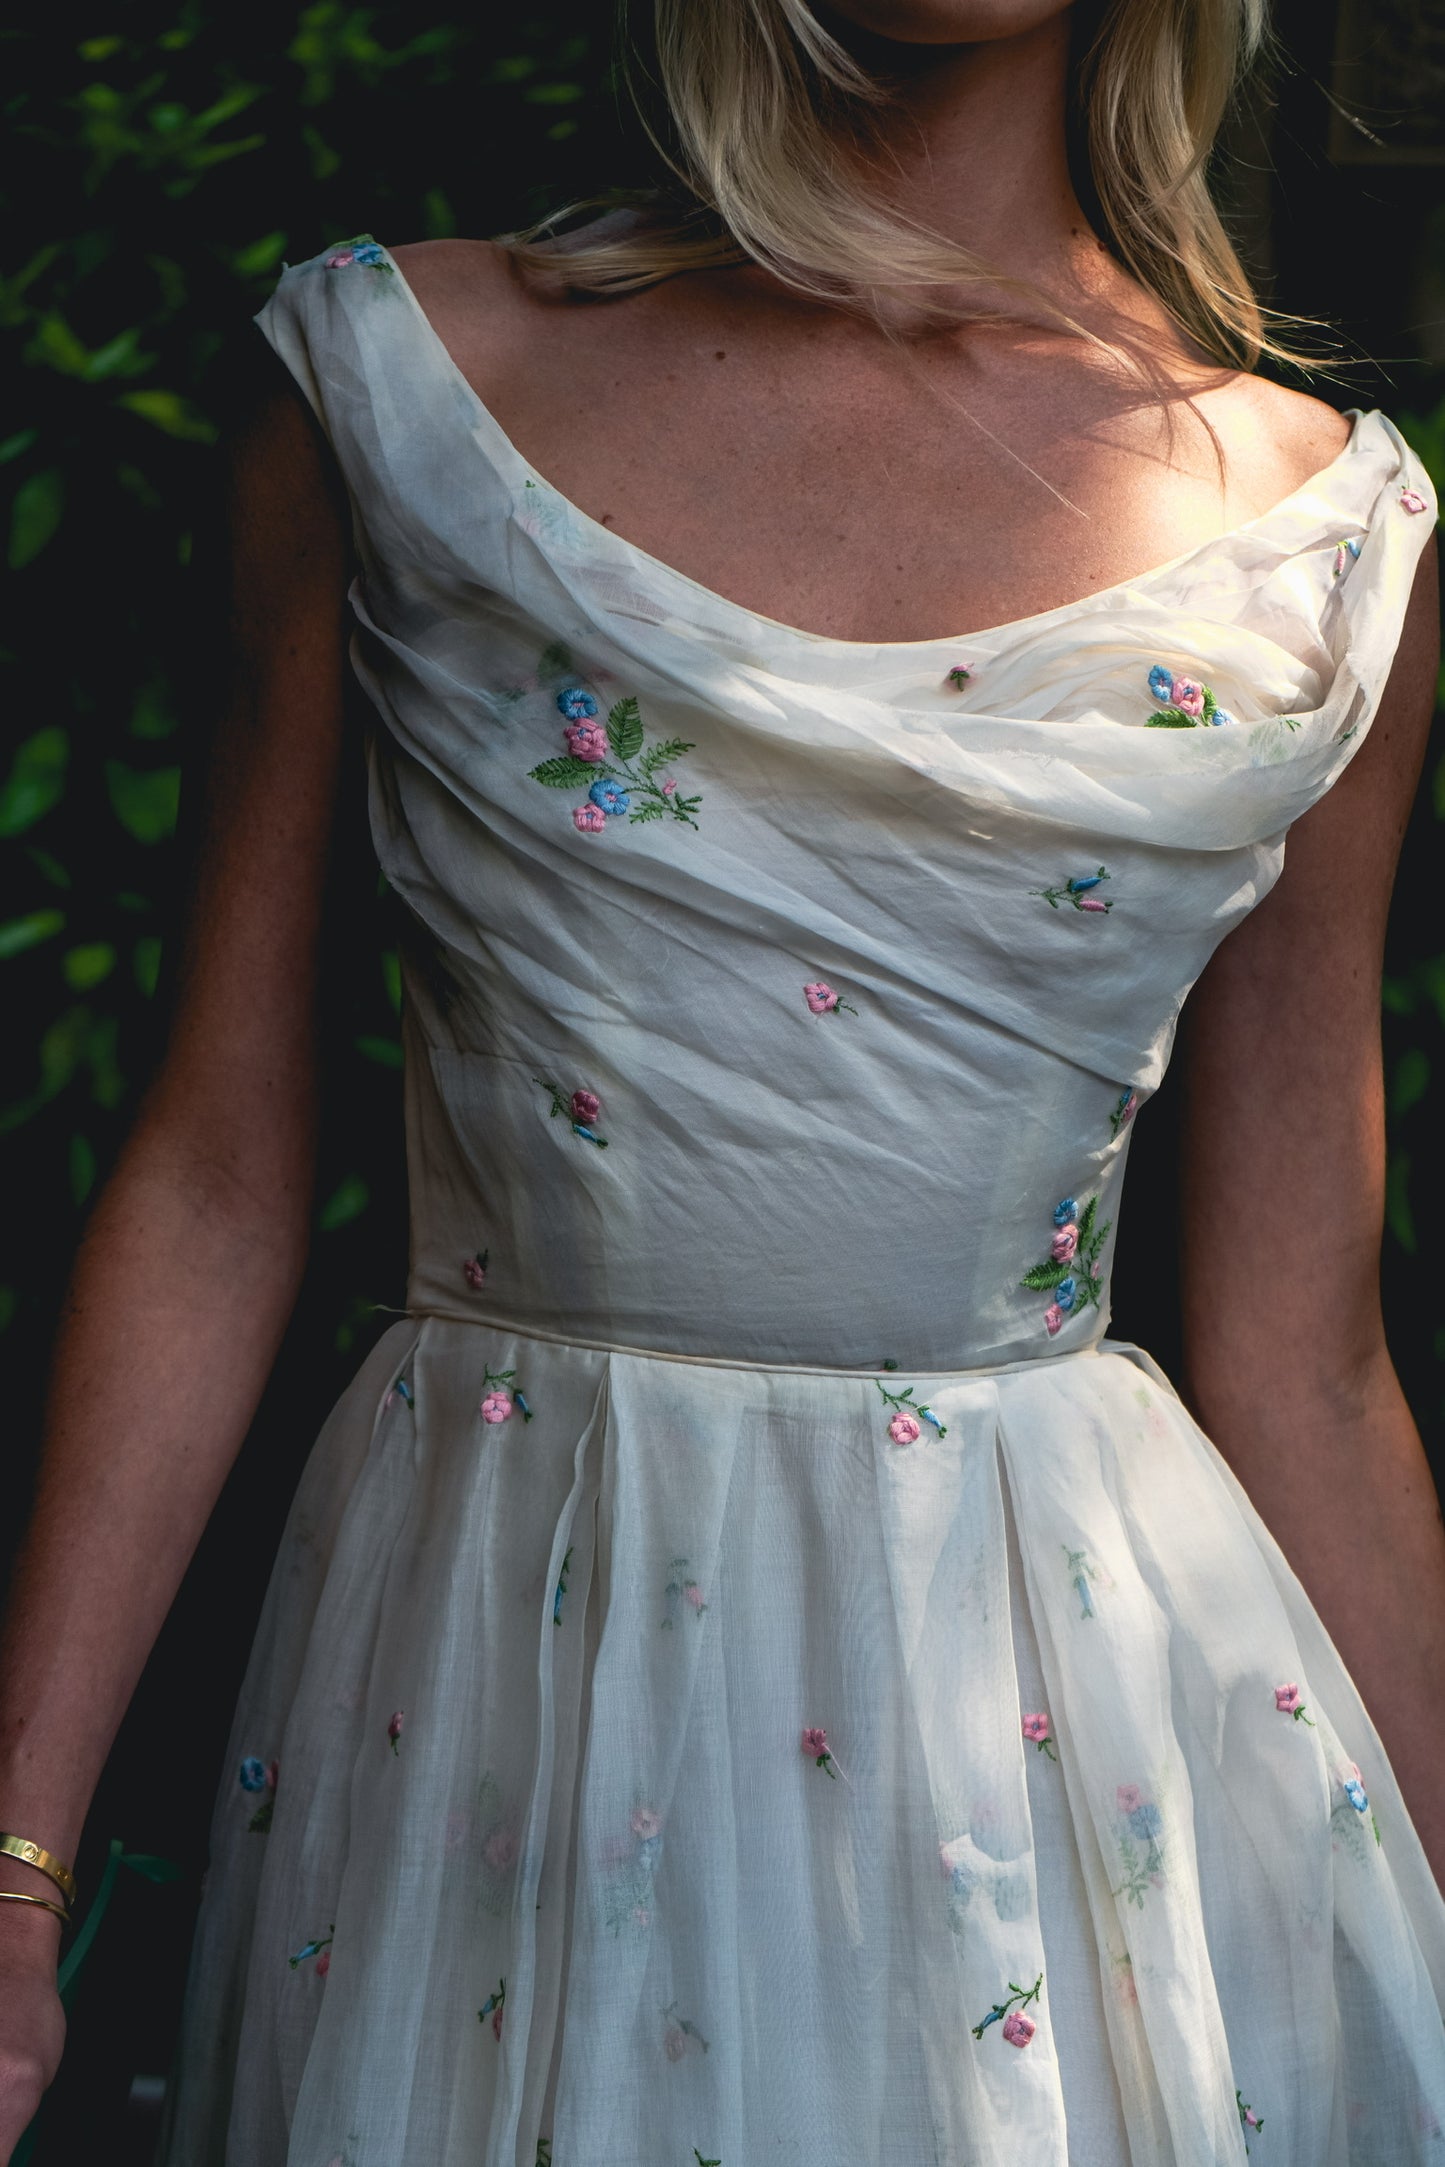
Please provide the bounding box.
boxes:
[0,1888,70,1927]
[0,1833,78,1908]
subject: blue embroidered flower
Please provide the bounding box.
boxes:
[239,1756,269,1792]
[1127,1799,1163,1840]
[588,777,631,816]
[1344,1775,1369,1814]
[1208,708,1236,728]
[1053,1198,1078,1225]
[557,688,599,720]
[1054,1276,1078,1312]
[1147,664,1174,701]
[1067,873,1102,893]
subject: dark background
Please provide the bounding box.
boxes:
[2,2,1443,2153]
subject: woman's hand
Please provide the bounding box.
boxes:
[0,1905,65,2164]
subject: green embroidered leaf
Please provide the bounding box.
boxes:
[529,754,601,788]
[607,696,644,761]
[537,640,572,676]
[1145,708,1197,728]
[1021,1261,1067,1290]
[637,735,694,775]
[1078,1196,1098,1240]
[628,800,666,823]
[1201,685,1217,720]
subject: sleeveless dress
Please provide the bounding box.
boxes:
[157,235,1445,2167]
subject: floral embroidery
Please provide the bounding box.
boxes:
[536,2144,552,2167]
[662,2000,711,2060]
[1109,1087,1138,1138]
[801,1725,850,1783]
[1332,537,1362,578]
[1032,866,1114,912]
[554,1544,574,1625]
[1330,1760,1382,1859]
[945,665,973,690]
[876,1376,947,1442]
[1115,1782,1164,1905]
[384,1374,414,1410]
[695,2152,722,2167]
[463,1250,489,1290]
[1274,1681,1316,1726]
[289,1924,335,1969]
[480,1362,532,1424]
[323,238,389,271]
[1022,1712,1057,1761]
[387,1709,404,1755]
[971,1972,1043,2045]
[1237,2090,1264,2151]
[477,1772,520,1914]
[530,690,702,829]
[1022,1195,1110,1332]
[1400,486,1430,515]
[803,979,857,1016]
[1144,662,1238,729]
[534,1075,609,1146]
[661,1557,707,1627]
[240,1755,279,1832]
[479,1976,506,2040]
[1063,1542,1104,1618]
[601,1803,664,1934]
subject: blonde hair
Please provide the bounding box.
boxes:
[501,0,1339,377]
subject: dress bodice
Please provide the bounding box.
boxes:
[255,237,1437,1369]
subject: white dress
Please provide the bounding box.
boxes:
[156,233,1445,2167]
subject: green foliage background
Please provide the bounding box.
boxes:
[2,3,1443,2146]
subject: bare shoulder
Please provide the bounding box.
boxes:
[1225,374,1358,497]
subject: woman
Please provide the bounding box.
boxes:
[3,0,1444,2159]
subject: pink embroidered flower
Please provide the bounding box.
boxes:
[1116,1782,1143,1815]
[630,1805,662,1840]
[492,2003,504,2039]
[1001,2010,1036,2047]
[572,803,607,833]
[888,1411,922,1446]
[1043,1304,1065,1336]
[315,1948,331,1979]
[570,1088,601,1125]
[388,1709,404,1755]
[1170,676,1205,716]
[267,1759,279,1791]
[1022,1713,1051,1744]
[685,1583,705,1610]
[664,2025,688,2061]
[480,1390,513,1423]
[946,665,972,689]
[1275,1682,1303,1713]
[324,248,356,268]
[1050,1223,1078,1262]
[1076,896,1110,912]
[1243,2107,1261,2130]
[1401,487,1429,514]
[463,1252,488,1290]
[484,1828,518,1873]
[563,719,609,761]
[804,981,839,1013]
[802,1726,828,1758]
[661,778,677,796]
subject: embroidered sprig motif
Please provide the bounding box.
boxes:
[387,1709,404,1756]
[801,1725,850,1784]
[876,1377,947,1443]
[972,1972,1043,2046]
[535,1076,609,1146]
[1274,1681,1315,1726]
[553,1545,574,1625]
[1237,2090,1264,2152]
[289,1924,335,1970]
[661,1557,707,1627]
[1144,662,1238,729]
[384,1373,414,1411]
[601,1804,664,1934]
[323,238,390,272]
[1063,1543,1103,1619]
[1330,1759,1382,1859]
[1032,867,1113,912]
[945,664,973,689]
[1109,1087,1138,1138]
[1022,1712,1058,1761]
[240,1755,279,1832]
[1332,536,1362,578]
[803,979,857,1016]
[463,1249,489,1290]
[479,1362,532,1424]
[530,687,702,830]
[1023,1195,1110,1334]
[1115,1783,1164,1906]
[479,1976,506,2040]
[694,2152,722,2166]
[1400,486,1430,515]
[662,2001,711,2061]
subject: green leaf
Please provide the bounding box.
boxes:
[8,468,64,568]
[69,1131,97,1204]
[0,909,65,960]
[1391,1047,1430,1120]
[319,1174,369,1231]
[607,697,643,761]
[1145,709,1196,729]
[1078,1196,1098,1241]
[232,231,288,278]
[130,678,178,739]
[116,389,217,443]
[1021,1261,1067,1290]
[0,429,38,465]
[529,754,599,788]
[63,942,116,991]
[0,727,68,835]
[105,761,180,843]
[380,948,401,1015]
[133,936,162,997]
[356,1034,403,1068]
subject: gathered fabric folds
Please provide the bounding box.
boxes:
[155,234,1445,2164]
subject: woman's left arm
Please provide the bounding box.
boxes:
[1176,526,1445,1885]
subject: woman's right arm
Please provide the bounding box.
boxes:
[0,348,354,2156]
